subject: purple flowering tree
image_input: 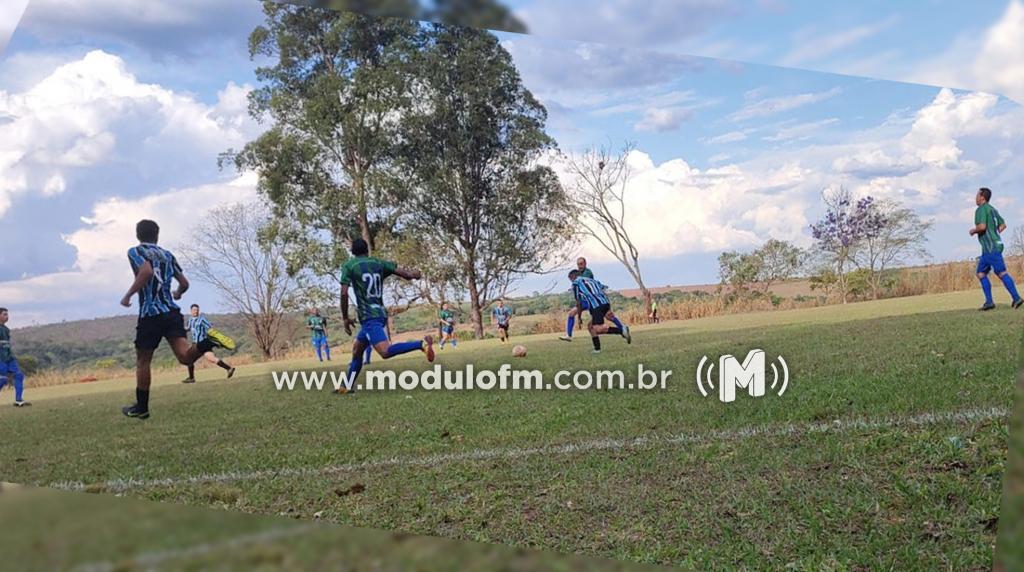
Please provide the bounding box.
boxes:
[809,188,886,303]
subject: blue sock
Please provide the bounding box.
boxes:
[363,344,372,365]
[324,344,331,361]
[314,344,323,362]
[611,316,625,330]
[1000,273,1021,301]
[13,372,23,402]
[385,340,423,358]
[566,315,575,337]
[980,276,994,304]
[451,339,457,347]
[346,356,363,388]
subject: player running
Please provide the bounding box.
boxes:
[182,304,235,383]
[438,302,457,349]
[568,269,631,353]
[0,308,30,407]
[119,220,203,419]
[338,239,434,394]
[971,187,1023,310]
[307,307,331,362]
[560,257,596,342]
[491,299,513,343]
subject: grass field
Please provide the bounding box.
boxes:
[1,290,1020,570]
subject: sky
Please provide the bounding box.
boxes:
[0,0,1022,326]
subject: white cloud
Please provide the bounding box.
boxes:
[634,107,694,132]
[913,1,1024,103]
[780,15,900,67]
[729,87,841,122]
[0,50,257,218]
[0,174,258,321]
[704,130,748,144]
[763,118,839,142]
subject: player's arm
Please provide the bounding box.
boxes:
[340,285,354,336]
[393,266,422,280]
[172,271,189,300]
[120,259,153,307]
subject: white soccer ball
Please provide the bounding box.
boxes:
[512,344,527,358]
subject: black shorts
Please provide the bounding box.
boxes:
[196,337,216,354]
[497,323,509,331]
[135,310,186,351]
[589,303,611,326]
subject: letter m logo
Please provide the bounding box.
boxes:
[718,349,766,403]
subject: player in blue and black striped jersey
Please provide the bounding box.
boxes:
[568,269,631,353]
[118,220,203,419]
[183,303,235,383]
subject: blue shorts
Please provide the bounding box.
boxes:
[441,324,454,335]
[357,318,390,346]
[0,359,23,381]
[311,332,328,347]
[977,252,1008,275]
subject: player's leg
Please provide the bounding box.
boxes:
[8,359,27,406]
[313,334,324,362]
[991,253,1023,307]
[605,309,630,343]
[370,320,434,362]
[0,360,8,394]
[203,350,235,377]
[323,336,331,361]
[340,337,370,394]
[125,348,155,418]
[977,255,995,310]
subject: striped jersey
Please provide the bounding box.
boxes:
[340,256,397,322]
[492,306,512,325]
[186,315,211,343]
[127,243,182,318]
[975,203,1005,254]
[572,276,610,309]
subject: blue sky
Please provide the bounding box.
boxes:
[0,0,1023,325]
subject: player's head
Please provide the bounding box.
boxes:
[442,302,450,310]
[351,238,369,257]
[497,298,504,307]
[576,257,587,271]
[568,269,580,281]
[136,219,160,244]
[190,303,200,317]
[311,306,320,315]
[977,187,992,205]
[0,307,7,324]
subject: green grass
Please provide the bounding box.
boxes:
[0,290,1019,570]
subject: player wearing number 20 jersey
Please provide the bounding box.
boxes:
[339,239,434,394]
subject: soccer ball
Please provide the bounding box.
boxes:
[512,344,527,358]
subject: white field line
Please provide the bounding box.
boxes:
[50,406,1009,494]
[70,523,321,572]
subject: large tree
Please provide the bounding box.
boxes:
[223,2,422,261]
[178,203,301,359]
[852,199,932,299]
[562,142,654,313]
[810,188,884,303]
[398,24,574,337]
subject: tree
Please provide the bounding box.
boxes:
[718,250,761,296]
[809,188,883,303]
[754,239,804,294]
[562,142,654,313]
[178,203,302,359]
[1010,226,1024,258]
[223,2,423,260]
[852,199,932,299]
[398,24,574,338]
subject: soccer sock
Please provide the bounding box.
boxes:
[610,316,624,330]
[187,363,195,378]
[346,356,363,387]
[566,315,575,337]
[363,345,372,365]
[315,344,323,362]
[1000,274,1021,300]
[980,276,994,304]
[606,327,622,336]
[591,336,601,351]
[136,388,150,411]
[385,341,425,358]
[216,360,231,371]
[451,339,457,347]
[13,372,24,402]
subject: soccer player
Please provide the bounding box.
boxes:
[0,308,30,407]
[568,269,631,353]
[491,299,513,342]
[119,220,202,419]
[971,187,1023,311]
[439,303,457,349]
[183,304,235,383]
[650,299,659,324]
[338,239,434,394]
[307,307,331,362]
[560,257,595,342]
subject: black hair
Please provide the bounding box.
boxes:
[351,238,369,256]
[568,269,580,279]
[190,304,200,310]
[979,187,992,202]
[136,219,160,243]
[0,307,7,314]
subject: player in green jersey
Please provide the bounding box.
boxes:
[971,187,1022,310]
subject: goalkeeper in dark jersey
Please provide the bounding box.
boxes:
[338,239,434,393]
